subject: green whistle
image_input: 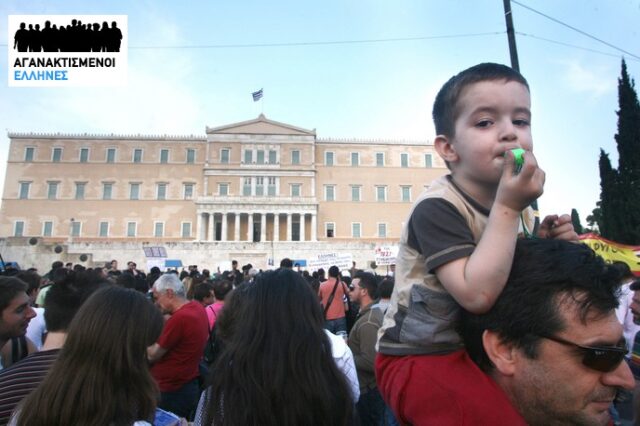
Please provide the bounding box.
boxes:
[510,148,525,173]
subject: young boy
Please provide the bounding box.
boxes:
[376,63,578,424]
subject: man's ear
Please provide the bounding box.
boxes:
[434,135,458,164]
[482,330,517,376]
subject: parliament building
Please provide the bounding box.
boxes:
[0,115,446,271]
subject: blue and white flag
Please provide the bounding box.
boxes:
[252,88,263,102]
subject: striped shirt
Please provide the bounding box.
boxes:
[0,349,60,425]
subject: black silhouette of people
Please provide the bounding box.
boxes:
[14,19,123,52]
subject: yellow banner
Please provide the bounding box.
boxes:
[579,233,640,276]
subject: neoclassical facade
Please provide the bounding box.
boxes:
[0,115,447,269]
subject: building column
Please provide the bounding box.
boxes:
[286,213,292,242]
[311,213,317,241]
[208,213,214,241]
[247,213,254,242]
[234,213,240,241]
[260,213,266,242]
[274,213,280,242]
[196,213,203,241]
[221,212,228,241]
[299,213,306,242]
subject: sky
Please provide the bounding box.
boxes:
[1,0,639,228]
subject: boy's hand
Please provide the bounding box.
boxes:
[494,149,545,212]
[537,214,579,241]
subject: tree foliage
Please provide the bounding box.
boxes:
[592,59,640,244]
[570,208,583,234]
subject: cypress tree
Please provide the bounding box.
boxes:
[593,59,640,244]
[570,208,583,235]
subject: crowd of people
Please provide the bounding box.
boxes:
[13,19,123,52]
[0,62,638,425]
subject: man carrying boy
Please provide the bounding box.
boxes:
[376,63,578,424]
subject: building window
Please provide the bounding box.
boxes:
[425,154,433,168]
[256,150,265,165]
[157,183,167,200]
[401,186,411,202]
[160,149,169,164]
[43,221,53,237]
[268,150,277,164]
[244,150,253,164]
[325,151,334,166]
[325,185,335,202]
[183,183,194,200]
[99,221,109,237]
[75,182,86,200]
[25,147,34,162]
[291,184,301,197]
[401,153,409,168]
[291,150,300,165]
[80,148,89,163]
[376,152,385,167]
[378,223,387,238]
[186,148,196,164]
[106,148,116,163]
[352,223,361,238]
[376,186,387,202]
[133,149,143,163]
[71,221,81,237]
[220,149,230,164]
[19,182,30,200]
[243,178,252,196]
[218,183,229,196]
[52,147,62,162]
[351,185,361,202]
[154,222,164,237]
[129,183,140,200]
[351,152,359,167]
[47,182,59,200]
[181,222,192,238]
[267,177,276,196]
[102,183,113,200]
[325,223,335,238]
[255,177,264,196]
[127,222,137,237]
[14,221,25,237]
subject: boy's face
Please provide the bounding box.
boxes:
[446,80,532,186]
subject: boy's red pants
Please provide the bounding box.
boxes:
[375,350,527,425]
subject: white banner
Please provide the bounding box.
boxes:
[375,245,399,266]
[306,252,353,271]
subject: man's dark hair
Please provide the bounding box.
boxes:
[15,270,41,296]
[0,276,27,313]
[378,277,394,299]
[611,261,634,281]
[194,282,214,302]
[328,266,340,278]
[280,258,293,268]
[433,62,529,138]
[461,238,623,373]
[44,270,105,332]
[212,279,233,301]
[354,271,378,299]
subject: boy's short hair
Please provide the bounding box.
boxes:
[432,63,530,138]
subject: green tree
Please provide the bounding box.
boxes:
[570,208,583,234]
[593,59,640,244]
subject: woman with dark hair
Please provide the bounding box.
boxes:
[196,268,356,426]
[12,286,165,425]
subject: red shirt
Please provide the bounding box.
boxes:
[151,301,209,392]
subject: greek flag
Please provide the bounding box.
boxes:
[252,88,263,102]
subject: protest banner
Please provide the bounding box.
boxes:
[375,245,399,266]
[579,233,640,276]
[306,252,353,271]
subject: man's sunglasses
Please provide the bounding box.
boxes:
[534,333,627,373]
